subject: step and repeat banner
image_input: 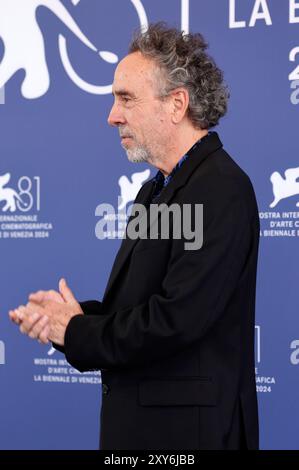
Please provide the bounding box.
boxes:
[0,0,298,450]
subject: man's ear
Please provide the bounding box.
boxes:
[170,88,190,124]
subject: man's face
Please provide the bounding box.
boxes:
[108,52,171,163]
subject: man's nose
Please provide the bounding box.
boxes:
[107,102,125,127]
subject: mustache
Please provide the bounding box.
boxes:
[119,128,134,138]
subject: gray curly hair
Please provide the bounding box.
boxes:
[129,23,229,129]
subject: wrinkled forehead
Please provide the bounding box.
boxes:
[112,52,160,96]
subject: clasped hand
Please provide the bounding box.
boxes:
[9,278,83,346]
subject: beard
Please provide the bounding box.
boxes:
[120,134,152,164]
[119,126,156,163]
[125,145,151,163]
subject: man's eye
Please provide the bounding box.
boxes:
[122,96,131,103]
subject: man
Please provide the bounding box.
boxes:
[9,23,259,450]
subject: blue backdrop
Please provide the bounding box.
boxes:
[0,0,298,450]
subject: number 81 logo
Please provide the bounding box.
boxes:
[16,176,41,212]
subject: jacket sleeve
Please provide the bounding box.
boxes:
[52,300,103,353]
[63,193,257,372]
[79,300,103,316]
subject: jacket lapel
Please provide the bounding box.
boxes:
[102,132,223,301]
[102,178,154,300]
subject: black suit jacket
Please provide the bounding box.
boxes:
[62,132,260,450]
